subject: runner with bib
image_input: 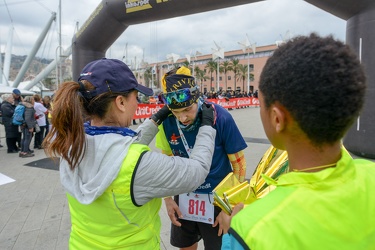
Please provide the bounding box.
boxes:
[155,66,247,250]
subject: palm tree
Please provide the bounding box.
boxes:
[172,63,180,70]
[237,64,254,92]
[205,60,217,91]
[194,65,201,77]
[221,60,232,90]
[230,58,240,91]
[181,60,190,69]
[237,64,247,92]
[195,67,209,92]
[143,67,152,88]
[216,62,223,91]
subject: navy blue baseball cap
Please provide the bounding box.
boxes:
[13,88,21,95]
[78,58,153,96]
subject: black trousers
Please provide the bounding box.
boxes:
[17,133,21,148]
[34,126,46,148]
[6,137,18,152]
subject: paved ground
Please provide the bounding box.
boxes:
[0,106,369,249]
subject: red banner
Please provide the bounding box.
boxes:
[206,97,260,109]
[132,98,259,119]
[133,103,164,119]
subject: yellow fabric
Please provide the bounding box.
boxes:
[67,144,162,250]
[161,66,192,93]
[231,149,375,249]
[175,66,192,76]
[155,124,173,155]
[48,102,53,120]
[250,145,351,198]
[228,151,247,182]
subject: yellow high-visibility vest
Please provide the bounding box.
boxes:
[230,149,375,249]
[67,143,162,249]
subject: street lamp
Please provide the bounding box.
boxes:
[185,53,191,64]
[238,34,256,93]
[36,82,44,98]
[55,45,63,89]
[166,53,180,72]
[186,50,202,79]
[212,41,224,92]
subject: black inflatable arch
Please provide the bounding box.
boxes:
[72,0,375,158]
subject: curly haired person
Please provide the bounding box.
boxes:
[217,33,375,249]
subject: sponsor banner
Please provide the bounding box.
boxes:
[132,98,259,119]
[206,97,259,109]
[125,0,152,13]
[133,103,163,119]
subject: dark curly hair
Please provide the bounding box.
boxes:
[259,33,366,146]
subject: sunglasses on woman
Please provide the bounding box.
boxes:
[161,86,198,105]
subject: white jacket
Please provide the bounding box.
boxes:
[60,118,216,206]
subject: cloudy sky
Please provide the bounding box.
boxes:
[0,0,346,66]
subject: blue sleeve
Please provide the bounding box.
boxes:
[222,233,245,250]
[214,104,247,154]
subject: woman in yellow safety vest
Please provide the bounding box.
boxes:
[43,58,217,250]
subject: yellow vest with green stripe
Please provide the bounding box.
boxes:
[67,144,162,249]
[230,149,375,249]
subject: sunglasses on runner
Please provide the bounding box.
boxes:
[162,86,198,105]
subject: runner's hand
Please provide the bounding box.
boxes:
[151,105,171,125]
[213,203,244,236]
[201,103,216,127]
[164,197,183,227]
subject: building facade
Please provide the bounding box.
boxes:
[134,44,277,94]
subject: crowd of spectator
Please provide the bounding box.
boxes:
[137,89,259,106]
[204,89,258,99]
[0,89,53,157]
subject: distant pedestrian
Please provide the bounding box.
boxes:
[33,94,47,149]
[0,101,3,148]
[19,96,36,158]
[12,88,23,148]
[12,88,23,106]
[43,95,52,137]
[0,94,19,153]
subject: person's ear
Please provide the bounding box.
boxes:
[114,96,126,112]
[271,104,286,133]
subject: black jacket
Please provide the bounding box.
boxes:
[1,101,20,138]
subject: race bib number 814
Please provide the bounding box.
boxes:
[179,193,214,224]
